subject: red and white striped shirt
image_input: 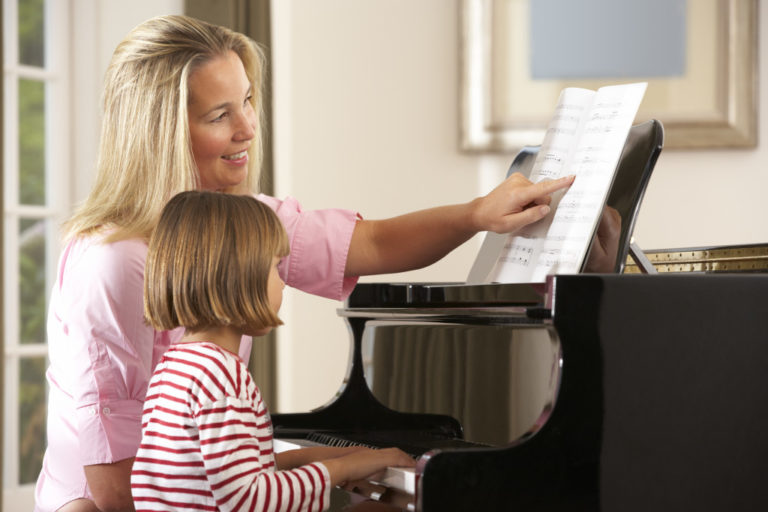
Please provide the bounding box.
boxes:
[131,342,330,511]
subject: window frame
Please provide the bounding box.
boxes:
[3,0,70,507]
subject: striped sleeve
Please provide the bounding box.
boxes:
[131,343,331,511]
[196,395,330,512]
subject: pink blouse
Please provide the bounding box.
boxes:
[34,195,359,511]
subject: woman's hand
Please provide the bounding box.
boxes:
[468,172,575,234]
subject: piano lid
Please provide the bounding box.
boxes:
[345,280,549,309]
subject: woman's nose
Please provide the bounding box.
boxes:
[234,111,256,141]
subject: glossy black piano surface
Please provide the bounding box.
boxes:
[272,274,768,511]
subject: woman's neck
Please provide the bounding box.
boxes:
[182,326,243,356]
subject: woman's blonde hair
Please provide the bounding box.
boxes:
[64,15,266,242]
[144,191,289,335]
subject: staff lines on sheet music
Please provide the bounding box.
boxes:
[484,82,647,283]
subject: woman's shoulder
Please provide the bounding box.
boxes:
[58,235,148,291]
[66,234,147,267]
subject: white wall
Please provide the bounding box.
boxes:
[270,0,768,412]
[70,0,184,204]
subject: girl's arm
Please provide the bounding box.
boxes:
[320,448,415,488]
[276,446,368,470]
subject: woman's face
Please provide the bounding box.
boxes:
[187,50,257,191]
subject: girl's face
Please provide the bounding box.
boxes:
[187,50,257,191]
[266,256,285,315]
[253,256,285,337]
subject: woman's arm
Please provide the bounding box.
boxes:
[83,458,136,512]
[345,173,575,276]
[53,239,155,512]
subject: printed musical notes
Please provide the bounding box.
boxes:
[484,82,647,283]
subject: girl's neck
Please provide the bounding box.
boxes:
[182,326,243,356]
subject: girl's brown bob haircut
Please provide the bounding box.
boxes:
[144,191,289,335]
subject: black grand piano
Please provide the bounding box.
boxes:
[271,121,768,511]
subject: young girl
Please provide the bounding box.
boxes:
[131,191,414,511]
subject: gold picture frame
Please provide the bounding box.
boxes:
[460,0,758,151]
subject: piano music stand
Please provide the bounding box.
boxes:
[466,119,664,283]
[627,240,658,274]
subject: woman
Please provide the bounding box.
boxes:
[34,15,614,512]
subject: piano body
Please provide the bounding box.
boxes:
[273,275,768,511]
[271,119,768,510]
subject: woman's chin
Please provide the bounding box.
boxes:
[199,175,248,193]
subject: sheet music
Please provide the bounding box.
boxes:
[485,82,647,283]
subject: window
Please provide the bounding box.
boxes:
[3,0,69,507]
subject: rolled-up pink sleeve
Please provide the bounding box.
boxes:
[49,238,174,466]
[256,194,360,300]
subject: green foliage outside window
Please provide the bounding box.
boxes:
[18,78,45,206]
[15,0,48,486]
[20,357,47,484]
[16,86,48,483]
[19,0,45,67]
[19,219,46,345]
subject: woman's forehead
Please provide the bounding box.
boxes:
[188,50,250,110]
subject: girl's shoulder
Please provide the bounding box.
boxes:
[163,342,249,397]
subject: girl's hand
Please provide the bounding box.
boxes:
[323,447,415,487]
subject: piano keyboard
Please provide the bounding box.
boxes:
[304,430,493,458]
[305,432,380,451]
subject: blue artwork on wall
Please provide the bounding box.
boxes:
[530,0,687,79]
